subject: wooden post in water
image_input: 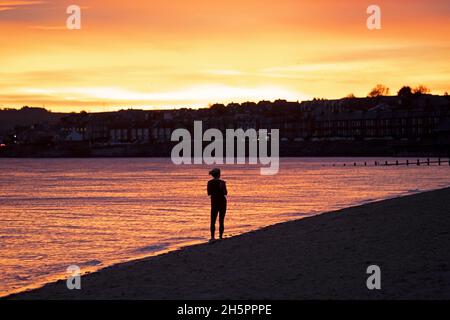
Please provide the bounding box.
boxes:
[406,160,409,166]
[438,158,441,166]
[427,158,430,166]
[385,160,388,166]
[417,159,420,166]
[396,160,399,166]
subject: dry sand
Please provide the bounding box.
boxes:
[7,187,450,300]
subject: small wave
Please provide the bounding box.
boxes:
[357,198,376,205]
[278,212,314,218]
[17,254,47,260]
[157,208,184,213]
[79,260,102,267]
[133,243,170,254]
[15,275,31,281]
[0,235,20,239]
[166,236,204,242]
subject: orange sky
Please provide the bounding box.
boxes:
[0,0,449,112]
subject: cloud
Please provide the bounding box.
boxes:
[21,84,305,102]
[0,84,309,111]
[28,25,65,30]
[0,0,65,24]
[0,1,44,12]
[205,69,244,76]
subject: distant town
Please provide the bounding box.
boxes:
[1,86,449,157]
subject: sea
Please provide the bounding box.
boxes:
[0,157,449,296]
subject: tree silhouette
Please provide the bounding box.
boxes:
[397,86,413,97]
[413,85,430,95]
[368,84,390,97]
[209,103,226,111]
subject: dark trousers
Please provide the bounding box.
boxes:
[210,198,227,239]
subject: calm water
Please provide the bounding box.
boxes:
[0,158,449,296]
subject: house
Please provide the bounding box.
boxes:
[65,129,84,142]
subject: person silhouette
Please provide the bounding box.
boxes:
[207,168,227,242]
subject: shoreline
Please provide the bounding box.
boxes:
[5,187,450,300]
[0,237,208,298]
[0,187,432,298]
[1,183,438,298]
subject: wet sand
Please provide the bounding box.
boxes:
[7,187,450,300]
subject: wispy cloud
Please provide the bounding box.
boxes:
[0,0,448,111]
[21,84,305,102]
[0,1,44,12]
[205,69,244,76]
[29,25,65,30]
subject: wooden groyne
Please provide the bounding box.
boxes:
[334,158,450,167]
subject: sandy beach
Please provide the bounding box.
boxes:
[7,187,450,300]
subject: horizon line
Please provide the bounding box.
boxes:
[1,91,448,114]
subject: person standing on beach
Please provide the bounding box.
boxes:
[207,168,228,242]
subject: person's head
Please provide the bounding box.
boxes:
[209,168,221,179]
